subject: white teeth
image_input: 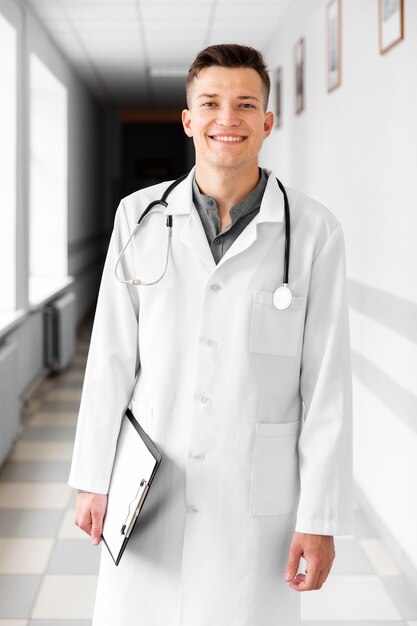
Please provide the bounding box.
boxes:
[212,136,244,142]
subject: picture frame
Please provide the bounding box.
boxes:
[294,37,305,115]
[326,0,342,92]
[274,67,283,128]
[379,0,404,54]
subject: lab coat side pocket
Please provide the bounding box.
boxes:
[250,421,300,517]
[130,399,153,437]
[250,291,306,357]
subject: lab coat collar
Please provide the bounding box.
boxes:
[255,169,285,224]
[162,166,285,223]
[216,171,285,268]
[163,167,215,272]
[162,167,196,215]
[162,166,285,273]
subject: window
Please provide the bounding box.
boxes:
[0,13,17,313]
[29,54,68,304]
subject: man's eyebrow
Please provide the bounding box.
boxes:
[238,95,260,101]
[197,93,219,99]
[196,93,260,101]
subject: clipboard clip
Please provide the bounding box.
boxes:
[120,478,149,538]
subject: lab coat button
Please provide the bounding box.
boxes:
[206,339,217,348]
[210,283,221,292]
[186,505,198,514]
[189,451,205,460]
[201,395,211,405]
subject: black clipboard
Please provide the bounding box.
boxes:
[101,408,162,565]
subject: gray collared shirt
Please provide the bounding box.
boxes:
[192,168,268,264]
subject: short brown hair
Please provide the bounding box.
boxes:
[186,43,270,110]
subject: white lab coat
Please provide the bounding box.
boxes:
[69,168,352,626]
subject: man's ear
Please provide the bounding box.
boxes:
[263,111,274,138]
[182,109,193,137]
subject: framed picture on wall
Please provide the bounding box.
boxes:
[379,0,404,54]
[274,67,283,128]
[326,0,342,92]
[294,37,305,115]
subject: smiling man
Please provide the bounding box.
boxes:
[69,44,352,626]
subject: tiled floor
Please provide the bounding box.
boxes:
[1,320,417,625]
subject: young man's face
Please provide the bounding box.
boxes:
[182,66,274,173]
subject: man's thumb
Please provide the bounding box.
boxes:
[285,544,302,581]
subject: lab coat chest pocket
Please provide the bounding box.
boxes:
[130,398,153,437]
[250,421,300,517]
[250,291,306,357]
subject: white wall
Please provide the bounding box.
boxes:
[261,0,417,578]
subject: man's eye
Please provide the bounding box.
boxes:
[202,101,216,107]
[241,103,255,109]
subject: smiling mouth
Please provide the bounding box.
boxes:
[210,135,246,143]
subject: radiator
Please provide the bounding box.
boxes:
[45,291,76,371]
[0,341,19,465]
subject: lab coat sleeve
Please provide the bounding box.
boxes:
[296,224,353,536]
[68,201,140,494]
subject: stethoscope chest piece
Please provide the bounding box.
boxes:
[273,284,293,310]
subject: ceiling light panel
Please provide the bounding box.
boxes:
[86,49,144,60]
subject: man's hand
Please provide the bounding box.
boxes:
[75,492,108,546]
[285,532,335,591]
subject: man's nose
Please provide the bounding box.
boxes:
[216,105,240,126]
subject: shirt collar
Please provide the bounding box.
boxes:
[162,166,285,224]
[192,168,268,224]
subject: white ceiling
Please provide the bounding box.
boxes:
[23,0,295,109]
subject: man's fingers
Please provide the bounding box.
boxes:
[289,562,321,591]
[74,493,108,545]
[286,532,335,591]
[303,560,321,590]
[285,542,303,581]
[290,573,306,584]
[91,508,104,545]
[74,510,92,534]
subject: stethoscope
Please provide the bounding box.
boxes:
[115,174,293,310]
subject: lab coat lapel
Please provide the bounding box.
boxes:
[163,168,216,274]
[179,209,217,273]
[216,172,285,269]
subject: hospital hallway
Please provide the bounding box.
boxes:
[0,318,415,624]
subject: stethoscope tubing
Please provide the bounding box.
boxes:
[115,173,292,308]
[276,178,290,287]
[137,173,189,228]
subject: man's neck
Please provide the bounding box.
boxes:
[195,162,261,229]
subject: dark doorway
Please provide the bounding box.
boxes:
[121,122,187,197]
